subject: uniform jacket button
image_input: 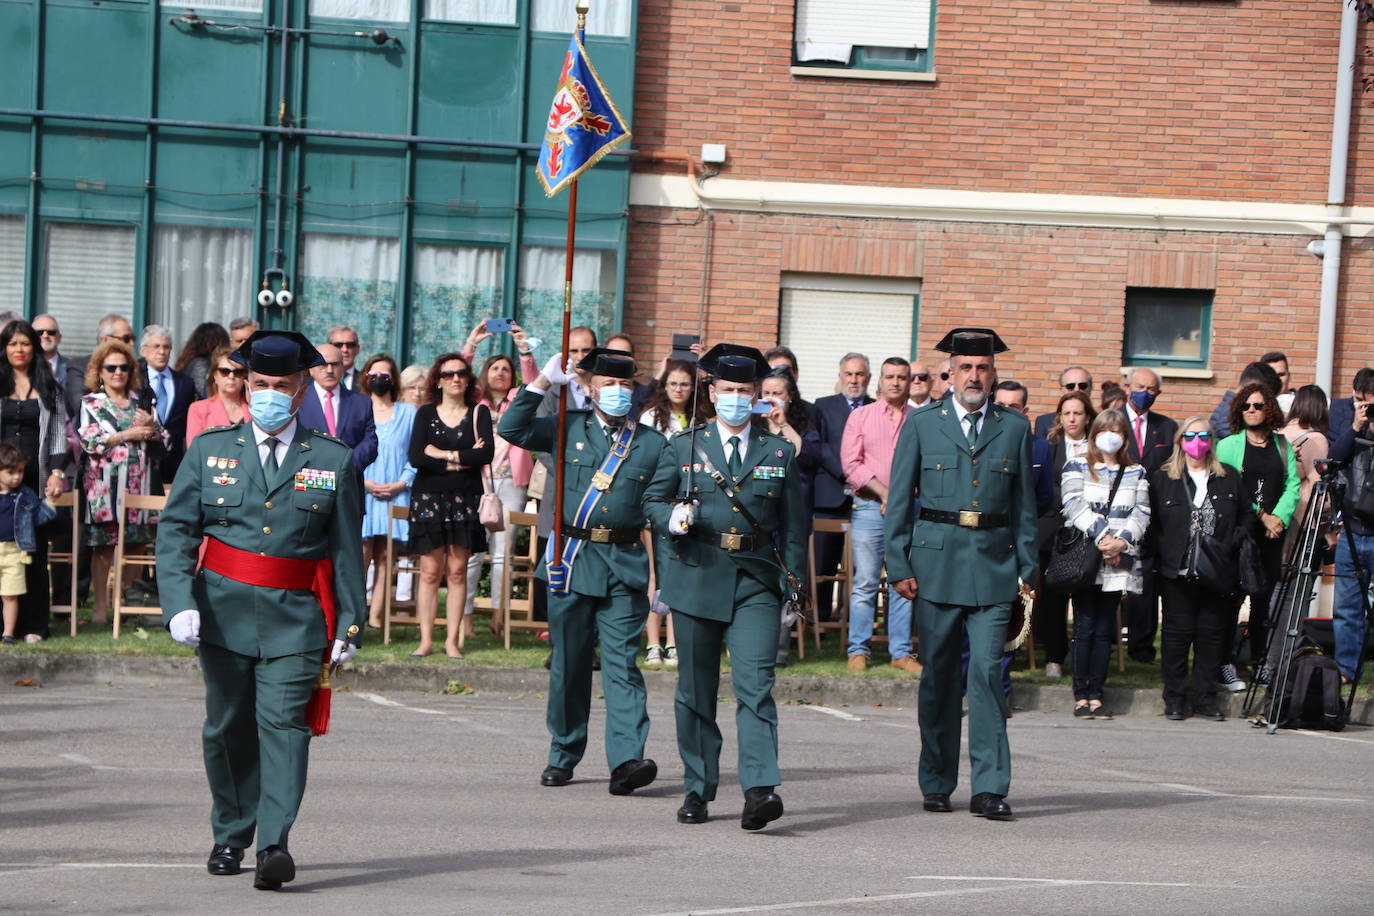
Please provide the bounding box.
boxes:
[264,500,273,509]
[216,497,224,505]
[262,526,272,534]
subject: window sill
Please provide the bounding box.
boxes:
[1121,365,1214,381]
[790,66,936,83]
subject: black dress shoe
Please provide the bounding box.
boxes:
[206,844,244,876]
[740,786,784,831]
[1164,705,1187,721]
[969,793,1014,821]
[677,792,709,824]
[922,793,952,813]
[541,765,574,787]
[608,758,657,796]
[253,846,295,891]
[1195,706,1226,721]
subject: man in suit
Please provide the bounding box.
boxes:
[885,328,1036,822]
[325,325,362,392]
[812,353,873,619]
[1328,367,1374,447]
[32,314,83,421]
[908,361,935,409]
[229,317,260,351]
[646,344,807,831]
[1032,367,1092,439]
[296,343,378,474]
[1122,366,1178,664]
[157,330,365,891]
[141,324,197,492]
[499,347,666,795]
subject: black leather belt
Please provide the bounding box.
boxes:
[562,524,641,544]
[919,508,1009,529]
[688,527,757,552]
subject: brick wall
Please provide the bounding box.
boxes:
[632,0,1374,205]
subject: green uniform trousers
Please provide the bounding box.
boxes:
[674,571,780,802]
[546,582,650,772]
[915,597,1012,798]
[199,644,318,852]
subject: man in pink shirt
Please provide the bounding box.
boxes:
[841,357,921,674]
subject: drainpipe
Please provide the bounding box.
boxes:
[1315,1,1359,396]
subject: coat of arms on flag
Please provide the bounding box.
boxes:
[536,33,631,197]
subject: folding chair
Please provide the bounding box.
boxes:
[382,505,448,645]
[46,490,81,637]
[503,510,546,649]
[112,491,168,638]
[807,516,853,650]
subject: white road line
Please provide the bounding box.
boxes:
[1292,729,1374,745]
[907,876,1219,888]
[647,885,1020,914]
[797,705,863,722]
[350,690,509,735]
[56,753,198,774]
[1158,782,1364,804]
[0,863,201,870]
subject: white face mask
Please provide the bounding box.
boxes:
[1095,431,1125,455]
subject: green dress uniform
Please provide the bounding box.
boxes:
[498,383,666,777]
[157,419,364,853]
[884,331,1036,809]
[644,419,807,803]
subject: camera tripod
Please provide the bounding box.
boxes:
[1244,460,1370,731]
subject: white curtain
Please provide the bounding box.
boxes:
[0,216,23,314]
[531,0,631,37]
[412,243,505,366]
[795,0,930,62]
[425,0,516,24]
[160,0,262,11]
[298,234,401,359]
[518,246,616,344]
[42,223,137,358]
[310,0,410,21]
[149,225,254,354]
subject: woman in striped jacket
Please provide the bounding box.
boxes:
[1061,408,1152,719]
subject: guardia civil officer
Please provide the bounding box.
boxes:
[644,344,807,830]
[498,347,666,795]
[156,331,365,890]
[884,328,1036,822]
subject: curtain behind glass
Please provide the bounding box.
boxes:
[517,246,616,346]
[42,223,137,358]
[0,216,23,314]
[425,0,516,24]
[412,244,504,367]
[159,0,262,11]
[149,225,254,353]
[531,0,630,36]
[310,0,409,21]
[298,234,400,360]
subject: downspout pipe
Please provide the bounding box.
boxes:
[1316,0,1359,396]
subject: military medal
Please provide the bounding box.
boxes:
[217,457,228,469]
[227,458,238,469]
[575,441,584,451]
[211,473,237,486]
[207,456,217,468]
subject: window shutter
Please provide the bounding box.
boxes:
[795,0,931,52]
[42,223,137,358]
[780,287,915,403]
[0,217,23,311]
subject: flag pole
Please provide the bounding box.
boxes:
[550,0,591,588]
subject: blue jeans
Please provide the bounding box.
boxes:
[1333,531,1374,679]
[1072,588,1119,701]
[847,497,913,659]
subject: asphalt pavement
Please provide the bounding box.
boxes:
[2,680,1371,915]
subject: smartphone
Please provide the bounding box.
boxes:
[751,399,773,415]
[670,332,700,363]
[485,317,515,334]
[136,386,155,413]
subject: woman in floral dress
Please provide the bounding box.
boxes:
[78,340,170,624]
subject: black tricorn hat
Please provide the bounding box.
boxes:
[576,347,636,380]
[933,327,1009,357]
[229,330,324,375]
[698,343,770,384]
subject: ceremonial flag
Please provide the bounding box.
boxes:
[536,33,631,197]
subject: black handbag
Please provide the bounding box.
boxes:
[1234,528,1268,597]
[1044,466,1124,592]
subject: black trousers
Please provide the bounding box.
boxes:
[1123,553,1159,662]
[1031,582,1070,666]
[1159,576,1227,711]
[1222,535,1285,668]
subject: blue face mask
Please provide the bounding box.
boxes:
[715,392,753,427]
[250,386,299,432]
[1130,389,1157,412]
[596,384,632,418]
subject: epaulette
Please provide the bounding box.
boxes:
[200,422,242,435]
[308,429,347,446]
[673,424,707,438]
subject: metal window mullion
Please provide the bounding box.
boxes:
[135,0,163,330]
[23,0,45,318]
[503,0,532,354]
[395,0,422,363]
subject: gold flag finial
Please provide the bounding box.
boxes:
[576,0,590,29]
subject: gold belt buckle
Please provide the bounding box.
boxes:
[589,527,612,543]
[591,471,613,491]
[958,510,981,528]
[720,533,743,551]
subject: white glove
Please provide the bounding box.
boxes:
[330,639,358,665]
[169,609,201,647]
[669,502,695,535]
[541,352,575,387]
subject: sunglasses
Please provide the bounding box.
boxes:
[913,373,931,382]
[1182,431,1212,441]
[331,340,360,349]
[1242,401,1267,411]
[36,329,58,338]
[102,364,130,373]
[439,369,471,380]
[1063,382,1090,391]
[215,366,248,379]
[939,372,950,381]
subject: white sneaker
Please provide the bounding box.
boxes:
[1044,662,1063,679]
[644,645,663,667]
[663,646,679,669]
[1218,664,1247,692]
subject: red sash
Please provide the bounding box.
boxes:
[202,538,338,736]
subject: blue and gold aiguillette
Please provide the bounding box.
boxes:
[752,466,786,479]
[294,468,337,492]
